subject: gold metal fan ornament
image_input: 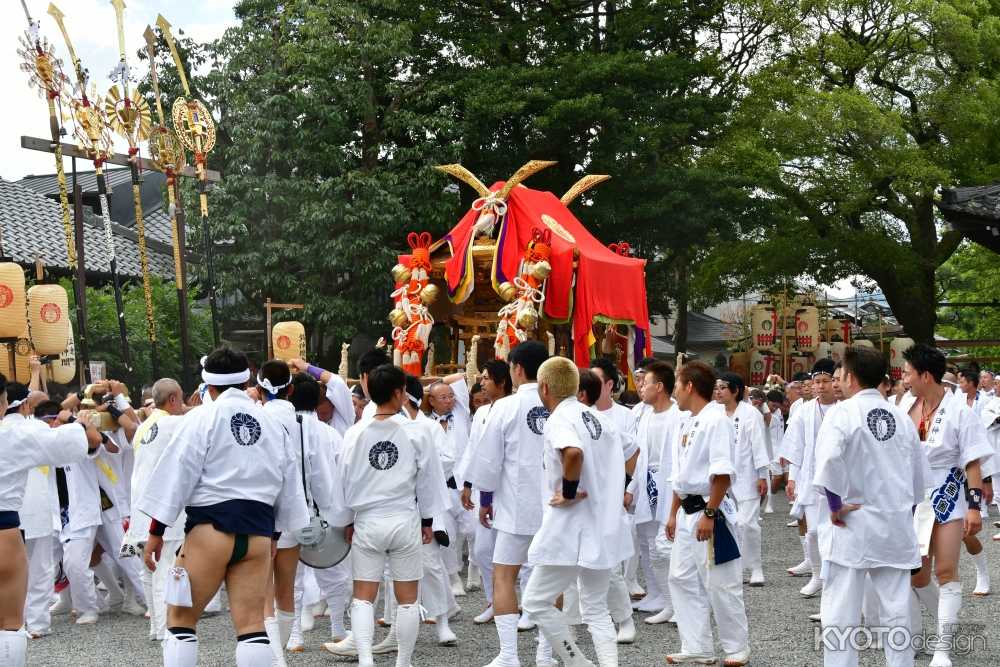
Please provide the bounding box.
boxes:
[105,85,151,145]
[172,97,216,155]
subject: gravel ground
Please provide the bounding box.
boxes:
[27,496,1000,666]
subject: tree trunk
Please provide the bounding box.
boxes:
[877,268,937,344]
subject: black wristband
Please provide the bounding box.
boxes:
[624,473,633,488]
[562,478,579,500]
[100,432,110,446]
[421,517,434,528]
[984,476,992,484]
[149,519,166,537]
[107,404,123,420]
[66,415,77,424]
[463,481,473,490]
[446,476,457,490]
[966,487,983,510]
[76,390,85,401]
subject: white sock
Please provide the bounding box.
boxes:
[395,603,420,667]
[328,597,347,637]
[350,599,376,666]
[799,535,809,567]
[0,630,27,667]
[163,628,198,667]
[495,613,519,659]
[263,617,286,667]
[94,556,124,604]
[913,580,939,613]
[973,550,989,576]
[807,531,822,577]
[436,613,451,639]
[536,631,553,664]
[936,582,962,653]
[276,608,295,645]
[235,632,271,667]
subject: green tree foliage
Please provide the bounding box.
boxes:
[937,242,1000,357]
[706,0,1000,342]
[59,277,214,391]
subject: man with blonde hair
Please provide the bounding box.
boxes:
[521,357,631,667]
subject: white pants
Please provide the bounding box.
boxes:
[143,538,181,640]
[565,559,634,626]
[62,525,100,615]
[471,523,496,603]
[100,514,146,603]
[420,541,454,618]
[314,559,352,634]
[734,497,762,572]
[24,535,55,634]
[636,521,665,600]
[668,509,749,657]
[522,565,615,651]
[820,562,912,667]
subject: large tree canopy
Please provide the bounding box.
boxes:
[706,0,1000,342]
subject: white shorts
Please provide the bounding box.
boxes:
[493,530,533,566]
[351,512,423,583]
[276,531,299,549]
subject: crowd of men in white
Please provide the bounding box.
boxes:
[0,340,998,667]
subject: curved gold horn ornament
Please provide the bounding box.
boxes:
[560,174,611,207]
[498,160,558,200]
[434,164,491,198]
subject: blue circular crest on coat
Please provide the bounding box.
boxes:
[581,411,602,440]
[142,422,159,445]
[866,408,896,442]
[526,406,550,435]
[369,441,399,470]
[230,413,262,447]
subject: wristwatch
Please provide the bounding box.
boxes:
[704,507,717,518]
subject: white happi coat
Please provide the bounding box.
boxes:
[0,420,93,517]
[125,410,186,543]
[430,379,472,482]
[464,382,549,536]
[139,390,310,534]
[632,404,685,524]
[713,401,770,502]
[982,396,1000,468]
[528,398,633,570]
[669,407,737,501]
[783,399,840,512]
[812,389,928,570]
[338,414,447,523]
[763,403,784,463]
[898,388,993,523]
[292,410,348,525]
[323,372,355,436]
[3,415,60,540]
[598,401,640,460]
[455,401,493,485]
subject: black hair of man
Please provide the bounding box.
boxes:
[811,358,836,378]
[4,382,29,416]
[289,373,321,412]
[718,371,746,402]
[645,361,676,395]
[959,369,979,387]
[358,348,390,378]
[792,372,810,383]
[470,382,483,396]
[483,359,513,396]
[351,383,366,400]
[636,357,657,370]
[578,368,602,406]
[843,346,888,389]
[766,389,786,404]
[405,373,424,407]
[259,359,292,399]
[677,361,716,402]
[34,399,61,419]
[902,343,946,384]
[590,356,621,393]
[203,347,250,392]
[368,364,406,405]
[508,341,548,381]
[748,387,766,402]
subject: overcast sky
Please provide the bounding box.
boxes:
[3,0,234,181]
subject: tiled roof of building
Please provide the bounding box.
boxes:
[0,179,174,280]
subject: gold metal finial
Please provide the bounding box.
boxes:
[498,160,557,200]
[559,174,611,207]
[434,164,490,198]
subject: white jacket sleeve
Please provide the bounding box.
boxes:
[413,426,448,520]
[21,422,92,471]
[274,427,310,534]
[325,374,356,436]
[138,415,207,526]
[464,401,508,493]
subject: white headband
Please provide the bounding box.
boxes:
[202,369,251,386]
[257,373,291,396]
[7,399,25,410]
[407,393,421,406]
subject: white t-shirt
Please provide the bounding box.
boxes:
[528,398,633,569]
[670,407,737,499]
[715,401,770,501]
[465,383,549,536]
[812,389,928,569]
[633,404,686,524]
